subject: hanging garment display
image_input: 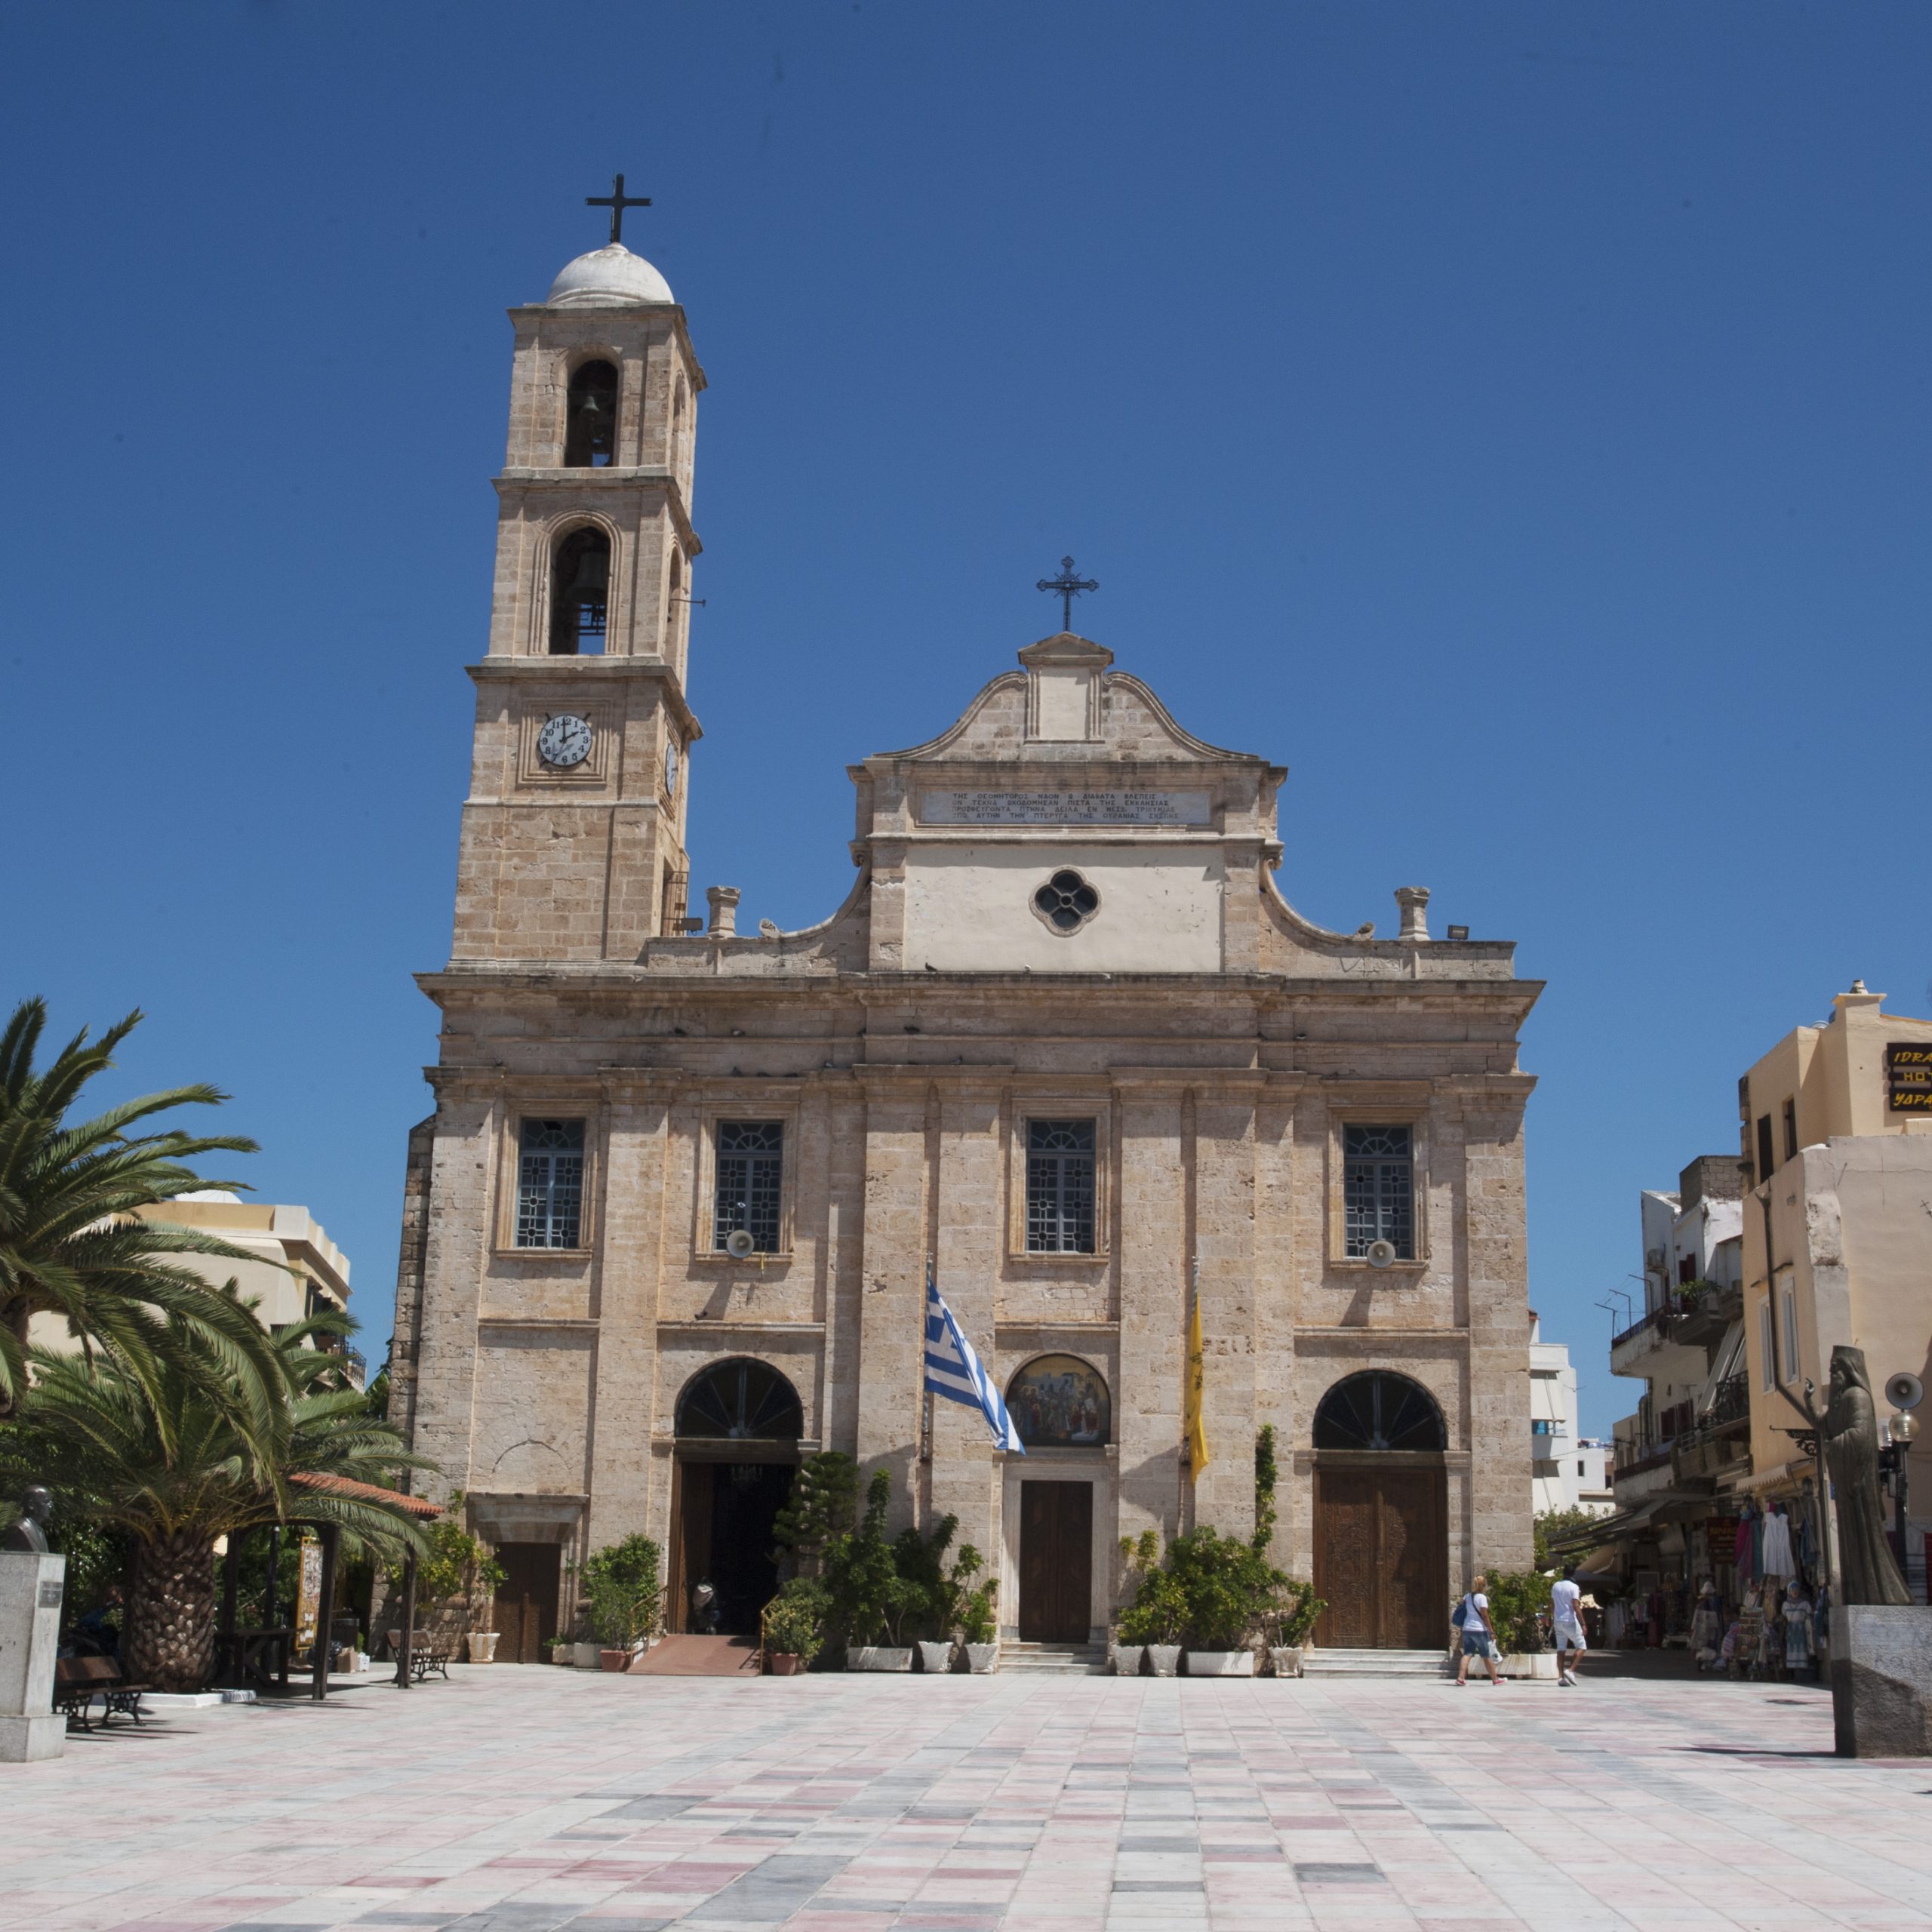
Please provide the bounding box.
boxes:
[1762,1505,1798,1580]
[1734,1509,1756,1585]
[1782,1589,1816,1670]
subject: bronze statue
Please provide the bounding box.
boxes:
[0,1485,52,1554]
[1824,1346,1912,1605]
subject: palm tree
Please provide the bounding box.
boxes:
[0,998,282,1448]
[0,1312,432,1691]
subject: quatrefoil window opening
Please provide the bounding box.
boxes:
[1033,868,1100,935]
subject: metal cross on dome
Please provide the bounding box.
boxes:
[585,174,652,247]
[1036,555,1099,630]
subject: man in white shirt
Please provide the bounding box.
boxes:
[1551,1570,1587,1687]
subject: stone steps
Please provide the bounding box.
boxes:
[1300,1647,1454,1679]
[998,1642,1109,1675]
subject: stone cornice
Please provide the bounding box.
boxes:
[492,466,702,557]
[466,655,703,743]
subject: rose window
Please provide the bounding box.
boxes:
[1033,869,1100,934]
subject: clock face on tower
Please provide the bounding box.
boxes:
[664,737,680,797]
[537,713,592,768]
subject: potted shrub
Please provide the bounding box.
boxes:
[825,1472,921,1669]
[1481,1570,1554,1678]
[1168,1527,1263,1673]
[1266,1580,1324,1678]
[1116,1532,1186,1676]
[762,1577,827,1675]
[580,1534,663,1670]
[954,1558,1000,1674]
[414,1494,506,1664]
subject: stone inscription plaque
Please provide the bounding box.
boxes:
[921,789,1212,826]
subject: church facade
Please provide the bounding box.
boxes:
[389,233,1540,1660]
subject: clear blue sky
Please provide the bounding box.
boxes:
[4,5,1928,1434]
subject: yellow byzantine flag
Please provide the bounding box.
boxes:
[1184,1268,1211,1475]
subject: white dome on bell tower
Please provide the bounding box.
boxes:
[546,242,674,308]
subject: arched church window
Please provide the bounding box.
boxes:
[1312,1372,1445,1452]
[1005,1354,1110,1447]
[549,527,610,655]
[675,1357,803,1441]
[563,359,619,467]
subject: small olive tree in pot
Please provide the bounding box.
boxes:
[580,1534,662,1669]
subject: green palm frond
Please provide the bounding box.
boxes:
[0,998,281,1450]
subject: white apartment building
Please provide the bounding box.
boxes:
[1531,1315,1611,1515]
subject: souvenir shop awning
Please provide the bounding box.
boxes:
[1543,1492,1714,1556]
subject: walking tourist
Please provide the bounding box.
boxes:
[1551,1567,1587,1686]
[1454,1574,1504,1685]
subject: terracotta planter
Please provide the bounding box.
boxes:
[466,1632,499,1664]
[964,1642,998,1675]
[769,1653,802,1676]
[848,1645,914,1672]
[1111,1643,1144,1677]
[1146,1644,1181,1678]
[598,1647,630,1672]
[1269,1646,1304,1678]
[917,1640,955,1675]
[1185,1650,1255,1676]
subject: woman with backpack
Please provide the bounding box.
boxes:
[1453,1574,1504,1685]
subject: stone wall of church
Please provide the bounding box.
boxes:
[395,974,1535,1633]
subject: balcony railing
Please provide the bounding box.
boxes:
[1706,1372,1749,1429]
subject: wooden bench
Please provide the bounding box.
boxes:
[387,1628,452,1682]
[55,1655,151,1730]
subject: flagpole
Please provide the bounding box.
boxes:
[920,1253,934,1465]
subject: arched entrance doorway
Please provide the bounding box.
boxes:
[1311,1371,1448,1649]
[669,1358,802,1636]
[1006,1355,1110,1642]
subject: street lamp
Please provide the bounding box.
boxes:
[1887,1405,1918,1586]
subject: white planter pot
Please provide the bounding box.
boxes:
[466,1631,500,1664]
[964,1642,998,1675]
[1112,1643,1144,1677]
[571,1641,601,1669]
[1185,1650,1255,1676]
[550,1648,574,1665]
[1146,1644,1182,1678]
[1502,1652,1557,1679]
[1269,1646,1304,1679]
[917,1640,955,1675]
[849,1646,914,1672]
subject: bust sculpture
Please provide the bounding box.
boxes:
[0,1486,52,1555]
[1824,1346,1912,1606]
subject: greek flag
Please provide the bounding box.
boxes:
[924,1271,1024,1454]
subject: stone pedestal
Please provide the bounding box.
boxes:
[0,1550,66,1763]
[1832,1605,1932,1757]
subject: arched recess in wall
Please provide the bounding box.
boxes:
[1312,1371,1445,1452]
[675,1356,803,1441]
[564,358,619,467]
[549,525,611,654]
[1004,1353,1110,1448]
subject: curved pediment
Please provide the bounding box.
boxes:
[866,635,1272,772]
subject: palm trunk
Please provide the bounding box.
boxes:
[127,1528,220,1693]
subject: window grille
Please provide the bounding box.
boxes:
[1343,1124,1414,1258]
[714,1121,783,1252]
[516,1118,585,1248]
[1026,1119,1096,1253]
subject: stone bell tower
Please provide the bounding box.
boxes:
[449,220,705,964]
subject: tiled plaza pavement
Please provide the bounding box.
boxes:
[3,1665,1930,1932]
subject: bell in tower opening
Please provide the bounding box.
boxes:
[564,359,618,467]
[549,526,610,654]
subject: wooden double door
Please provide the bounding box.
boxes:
[1312,1458,1447,1649]
[492,1543,561,1665]
[1019,1479,1093,1642]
